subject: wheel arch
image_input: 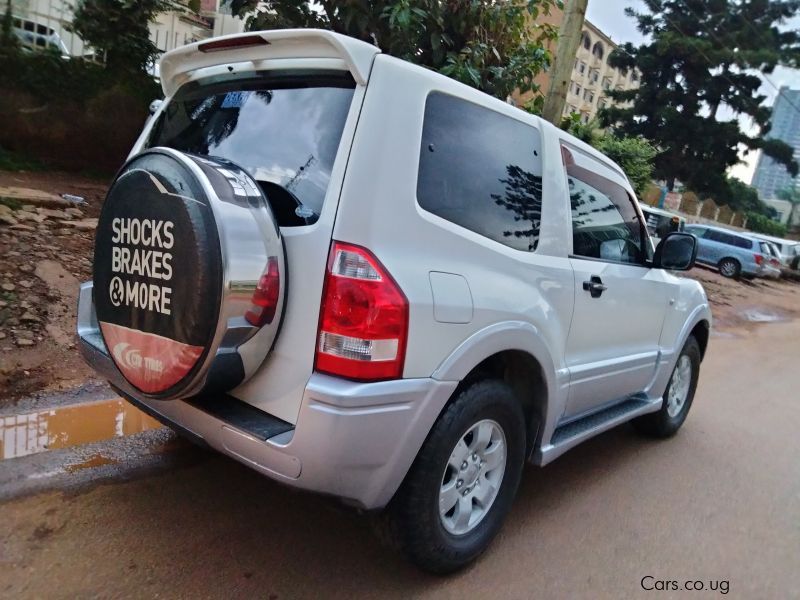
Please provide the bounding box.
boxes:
[431,321,562,458]
[690,319,710,360]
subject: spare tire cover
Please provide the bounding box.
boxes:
[94,151,223,395]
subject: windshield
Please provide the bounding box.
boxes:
[148,70,355,226]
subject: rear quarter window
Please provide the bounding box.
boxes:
[417,92,544,252]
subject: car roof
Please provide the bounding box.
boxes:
[749,232,799,247]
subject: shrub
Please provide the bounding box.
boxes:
[0,52,161,172]
[745,213,787,237]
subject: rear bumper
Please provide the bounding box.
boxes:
[77,282,457,509]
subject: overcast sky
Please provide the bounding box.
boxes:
[586,1,800,184]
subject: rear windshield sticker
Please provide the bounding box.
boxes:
[221,91,251,109]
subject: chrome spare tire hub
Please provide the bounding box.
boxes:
[439,419,507,536]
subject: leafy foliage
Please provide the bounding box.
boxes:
[746,212,787,236]
[777,185,800,226]
[593,135,659,199]
[1,0,18,53]
[725,177,773,217]
[69,0,174,73]
[0,50,161,172]
[600,0,800,198]
[560,119,658,198]
[225,0,560,100]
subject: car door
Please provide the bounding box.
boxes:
[561,145,672,419]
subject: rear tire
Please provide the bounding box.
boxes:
[379,380,526,574]
[633,336,701,438]
[718,257,741,279]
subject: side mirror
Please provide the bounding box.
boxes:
[654,232,697,271]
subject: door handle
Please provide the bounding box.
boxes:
[582,275,607,298]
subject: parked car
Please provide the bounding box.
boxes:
[749,233,800,269]
[639,204,686,245]
[684,224,770,278]
[77,30,711,573]
[761,241,784,279]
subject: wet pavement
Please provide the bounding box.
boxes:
[0,319,799,598]
[1,397,160,460]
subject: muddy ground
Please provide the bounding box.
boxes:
[0,168,799,405]
[2,318,799,598]
[0,170,110,402]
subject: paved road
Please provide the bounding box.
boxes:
[2,321,799,599]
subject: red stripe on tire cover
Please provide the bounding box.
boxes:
[100,321,204,394]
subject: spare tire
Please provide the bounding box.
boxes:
[93,147,286,400]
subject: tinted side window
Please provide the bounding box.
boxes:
[734,236,753,249]
[566,156,643,265]
[417,93,543,252]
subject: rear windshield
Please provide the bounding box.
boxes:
[147,70,355,226]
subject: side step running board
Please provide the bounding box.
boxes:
[535,397,661,466]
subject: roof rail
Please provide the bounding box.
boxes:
[159,29,381,96]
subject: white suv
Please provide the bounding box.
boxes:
[77,30,712,573]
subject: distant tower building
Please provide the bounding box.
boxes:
[752,87,800,201]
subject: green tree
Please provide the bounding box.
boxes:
[225,0,560,101]
[722,177,772,216]
[1,0,19,53]
[593,135,658,198]
[746,212,787,236]
[601,0,800,197]
[777,185,800,227]
[560,118,658,197]
[69,0,173,73]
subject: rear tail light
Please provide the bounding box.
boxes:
[245,257,280,327]
[315,242,408,381]
[754,254,764,266]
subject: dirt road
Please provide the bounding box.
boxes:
[1,319,798,599]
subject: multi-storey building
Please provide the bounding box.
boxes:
[751,88,800,203]
[513,14,639,122]
[563,20,639,123]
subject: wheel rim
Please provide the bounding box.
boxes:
[720,261,736,276]
[666,355,692,417]
[439,419,507,536]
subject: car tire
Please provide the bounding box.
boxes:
[377,379,527,574]
[633,336,701,438]
[718,257,741,279]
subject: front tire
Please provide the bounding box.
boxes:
[380,380,526,574]
[633,336,701,438]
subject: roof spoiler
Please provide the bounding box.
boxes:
[159,29,381,96]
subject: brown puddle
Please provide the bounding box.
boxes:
[1,398,162,460]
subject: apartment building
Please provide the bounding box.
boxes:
[512,12,639,122]
[563,20,639,123]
